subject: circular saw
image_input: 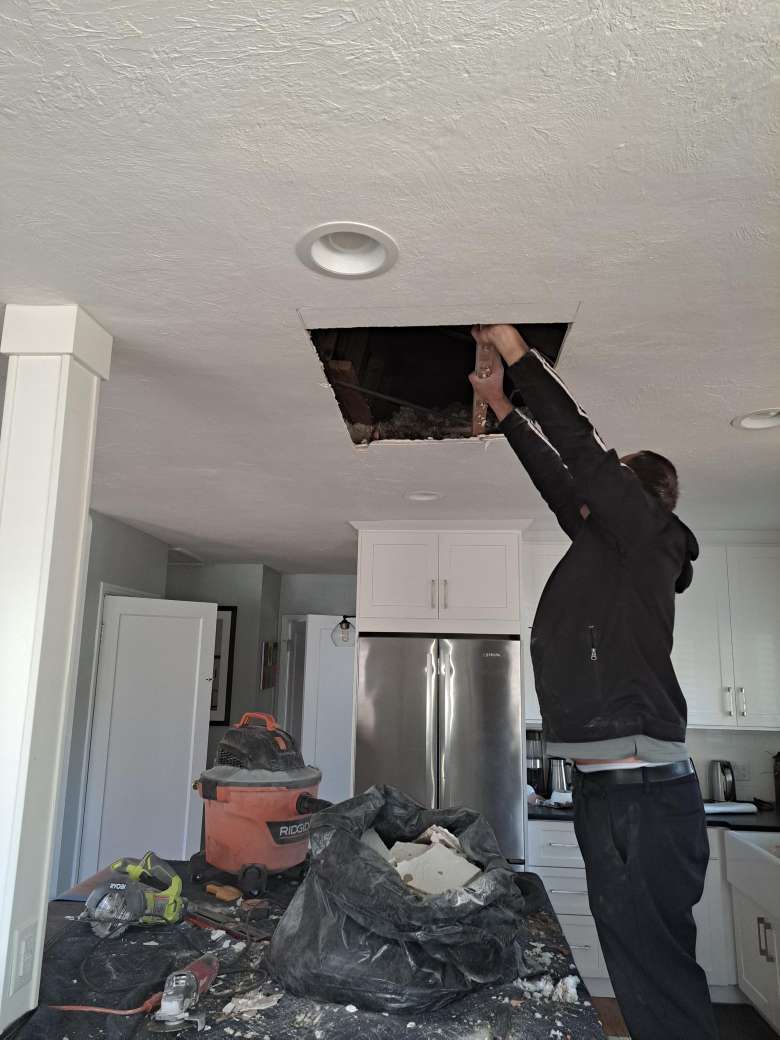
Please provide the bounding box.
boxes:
[81,851,186,939]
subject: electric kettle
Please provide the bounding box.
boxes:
[709,760,736,801]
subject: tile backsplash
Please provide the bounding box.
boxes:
[687,728,779,802]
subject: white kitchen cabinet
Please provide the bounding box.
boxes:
[732,889,780,1029]
[726,546,780,729]
[692,830,737,987]
[527,820,737,993]
[358,531,439,620]
[522,540,780,730]
[522,543,567,725]
[672,546,737,728]
[438,532,519,621]
[357,530,521,629]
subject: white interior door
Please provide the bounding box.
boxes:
[300,615,356,804]
[277,614,307,745]
[79,595,216,878]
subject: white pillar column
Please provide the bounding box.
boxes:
[0,305,112,1028]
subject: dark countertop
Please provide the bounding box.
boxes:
[704,809,780,831]
[528,805,780,831]
[10,865,607,1040]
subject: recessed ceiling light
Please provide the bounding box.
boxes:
[405,491,442,502]
[296,222,398,279]
[730,409,780,430]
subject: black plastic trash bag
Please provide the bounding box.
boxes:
[270,785,542,1014]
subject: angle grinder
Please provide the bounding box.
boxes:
[149,954,219,1033]
[81,851,186,938]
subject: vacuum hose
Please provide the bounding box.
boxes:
[296,794,332,816]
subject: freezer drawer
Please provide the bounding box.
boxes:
[355,636,437,808]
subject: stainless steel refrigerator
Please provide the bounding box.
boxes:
[355,635,525,864]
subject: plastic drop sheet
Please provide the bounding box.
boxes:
[270,785,543,1014]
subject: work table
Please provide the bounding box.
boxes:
[12,865,607,1040]
[528,805,780,831]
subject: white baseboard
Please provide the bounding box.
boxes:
[707,985,746,1004]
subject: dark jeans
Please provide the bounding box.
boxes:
[573,768,717,1040]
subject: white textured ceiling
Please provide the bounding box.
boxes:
[1,1,778,571]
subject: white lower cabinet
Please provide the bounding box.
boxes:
[527,821,737,991]
[731,890,780,1029]
[527,821,608,981]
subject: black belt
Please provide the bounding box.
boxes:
[573,760,694,786]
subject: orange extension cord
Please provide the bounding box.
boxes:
[48,991,162,1015]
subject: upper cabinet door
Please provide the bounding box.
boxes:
[437,532,520,621]
[358,531,439,619]
[673,546,738,728]
[522,543,568,724]
[727,546,780,729]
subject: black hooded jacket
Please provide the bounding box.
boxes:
[498,350,698,745]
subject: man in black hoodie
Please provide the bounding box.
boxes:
[470,324,716,1040]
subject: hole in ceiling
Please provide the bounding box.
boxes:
[310,324,569,444]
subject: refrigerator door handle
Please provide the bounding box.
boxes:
[425,649,438,809]
[438,641,451,806]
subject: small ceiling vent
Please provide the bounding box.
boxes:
[310,323,569,444]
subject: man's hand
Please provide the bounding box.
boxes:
[471,323,529,366]
[469,364,514,422]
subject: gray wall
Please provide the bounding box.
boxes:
[58,512,169,891]
[166,563,281,765]
[279,573,356,617]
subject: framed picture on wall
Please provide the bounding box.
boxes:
[210,606,237,725]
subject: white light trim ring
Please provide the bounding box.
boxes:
[296,222,399,279]
[730,409,780,430]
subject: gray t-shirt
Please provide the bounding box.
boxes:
[545,734,689,763]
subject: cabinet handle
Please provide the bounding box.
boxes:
[548,842,579,848]
[738,686,747,717]
[765,923,777,960]
[431,579,437,609]
[568,945,592,951]
[758,917,768,958]
[549,889,583,896]
[724,686,734,717]
[442,578,448,609]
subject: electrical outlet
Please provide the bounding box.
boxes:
[732,762,751,782]
[10,921,37,995]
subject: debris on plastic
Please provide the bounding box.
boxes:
[361,828,392,860]
[552,976,580,1004]
[515,974,580,1004]
[271,785,537,1013]
[395,842,482,895]
[416,824,462,851]
[222,990,283,1016]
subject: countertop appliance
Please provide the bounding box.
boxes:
[526,729,545,795]
[355,635,524,863]
[710,759,737,802]
[548,757,573,796]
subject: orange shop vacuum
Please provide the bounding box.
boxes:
[191,713,329,896]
